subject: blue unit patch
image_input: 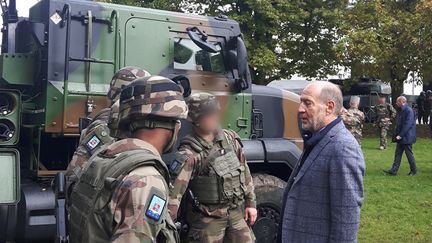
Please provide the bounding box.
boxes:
[146,194,166,221]
[85,135,101,151]
[169,160,180,173]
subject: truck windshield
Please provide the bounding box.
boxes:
[174,38,225,73]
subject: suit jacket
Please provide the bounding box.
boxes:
[281,121,365,243]
[394,104,416,145]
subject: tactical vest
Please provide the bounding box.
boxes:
[183,131,246,206]
[69,148,178,243]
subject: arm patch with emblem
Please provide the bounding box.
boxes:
[81,124,113,154]
[145,194,167,221]
[168,153,189,177]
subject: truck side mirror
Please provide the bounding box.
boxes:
[0,149,20,204]
[171,75,192,98]
[227,36,250,92]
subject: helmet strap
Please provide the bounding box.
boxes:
[129,119,180,154]
[163,121,181,154]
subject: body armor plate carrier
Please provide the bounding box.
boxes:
[69,148,177,243]
[183,131,246,206]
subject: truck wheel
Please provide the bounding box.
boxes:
[251,173,286,243]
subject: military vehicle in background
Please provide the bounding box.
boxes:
[329,78,392,122]
[0,0,302,242]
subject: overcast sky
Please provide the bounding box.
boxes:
[16,0,39,17]
[0,0,38,45]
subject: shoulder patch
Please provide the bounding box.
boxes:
[85,135,102,152]
[145,194,167,221]
[168,153,189,177]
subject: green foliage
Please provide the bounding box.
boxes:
[360,138,432,242]
[336,0,432,99]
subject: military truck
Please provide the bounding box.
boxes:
[330,78,392,122]
[0,0,302,242]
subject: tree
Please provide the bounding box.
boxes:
[336,0,432,101]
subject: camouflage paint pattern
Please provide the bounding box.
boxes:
[108,100,130,139]
[19,0,301,145]
[65,108,113,193]
[118,76,188,131]
[341,108,365,145]
[107,66,151,103]
[65,66,149,194]
[107,139,177,243]
[188,208,255,243]
[168,129,255,242]
[70,138,178,242]
[187,92,221,122]
[374,103,397,148]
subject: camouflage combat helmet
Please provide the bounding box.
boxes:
[118,75,188,152]
[187,92,220,124]
[107,66,151,104]
[107,100,130,139]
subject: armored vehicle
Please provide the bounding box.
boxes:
[0,0,302,242]
[330,78,392,122]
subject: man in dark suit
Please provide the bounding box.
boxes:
[281,81,365,243]
[384,96,417,176]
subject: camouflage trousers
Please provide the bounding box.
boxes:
[378,125,389,148]
[187,208,255,243]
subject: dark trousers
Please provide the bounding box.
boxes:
[417,113,428,124]
[391,143,417,173]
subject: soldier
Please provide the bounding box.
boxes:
[65,67,150,193]
[168,92,257,243]
[69,76,187,242]
[416,91,426,124]
[341,96,365,145]
[374,96,397,150]
[425,90,432,125]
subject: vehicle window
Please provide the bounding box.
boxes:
[174,38,225,73]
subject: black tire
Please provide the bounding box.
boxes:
[252,173,286,243]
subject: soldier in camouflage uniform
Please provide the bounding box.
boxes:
[341,96,365,145]
[65,67,150,194]
[168,92,257,243]
[69,75,187,243]
[374,96,397,150]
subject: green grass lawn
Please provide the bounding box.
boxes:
[359,138,432,243]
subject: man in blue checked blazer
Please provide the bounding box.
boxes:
[281,81,365,243]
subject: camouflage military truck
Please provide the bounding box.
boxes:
[0,0,302,242]
[330,78,392,122]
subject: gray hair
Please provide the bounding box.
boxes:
[397,96,407,103]
[315,81,343,115]
[350,96,360,105]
